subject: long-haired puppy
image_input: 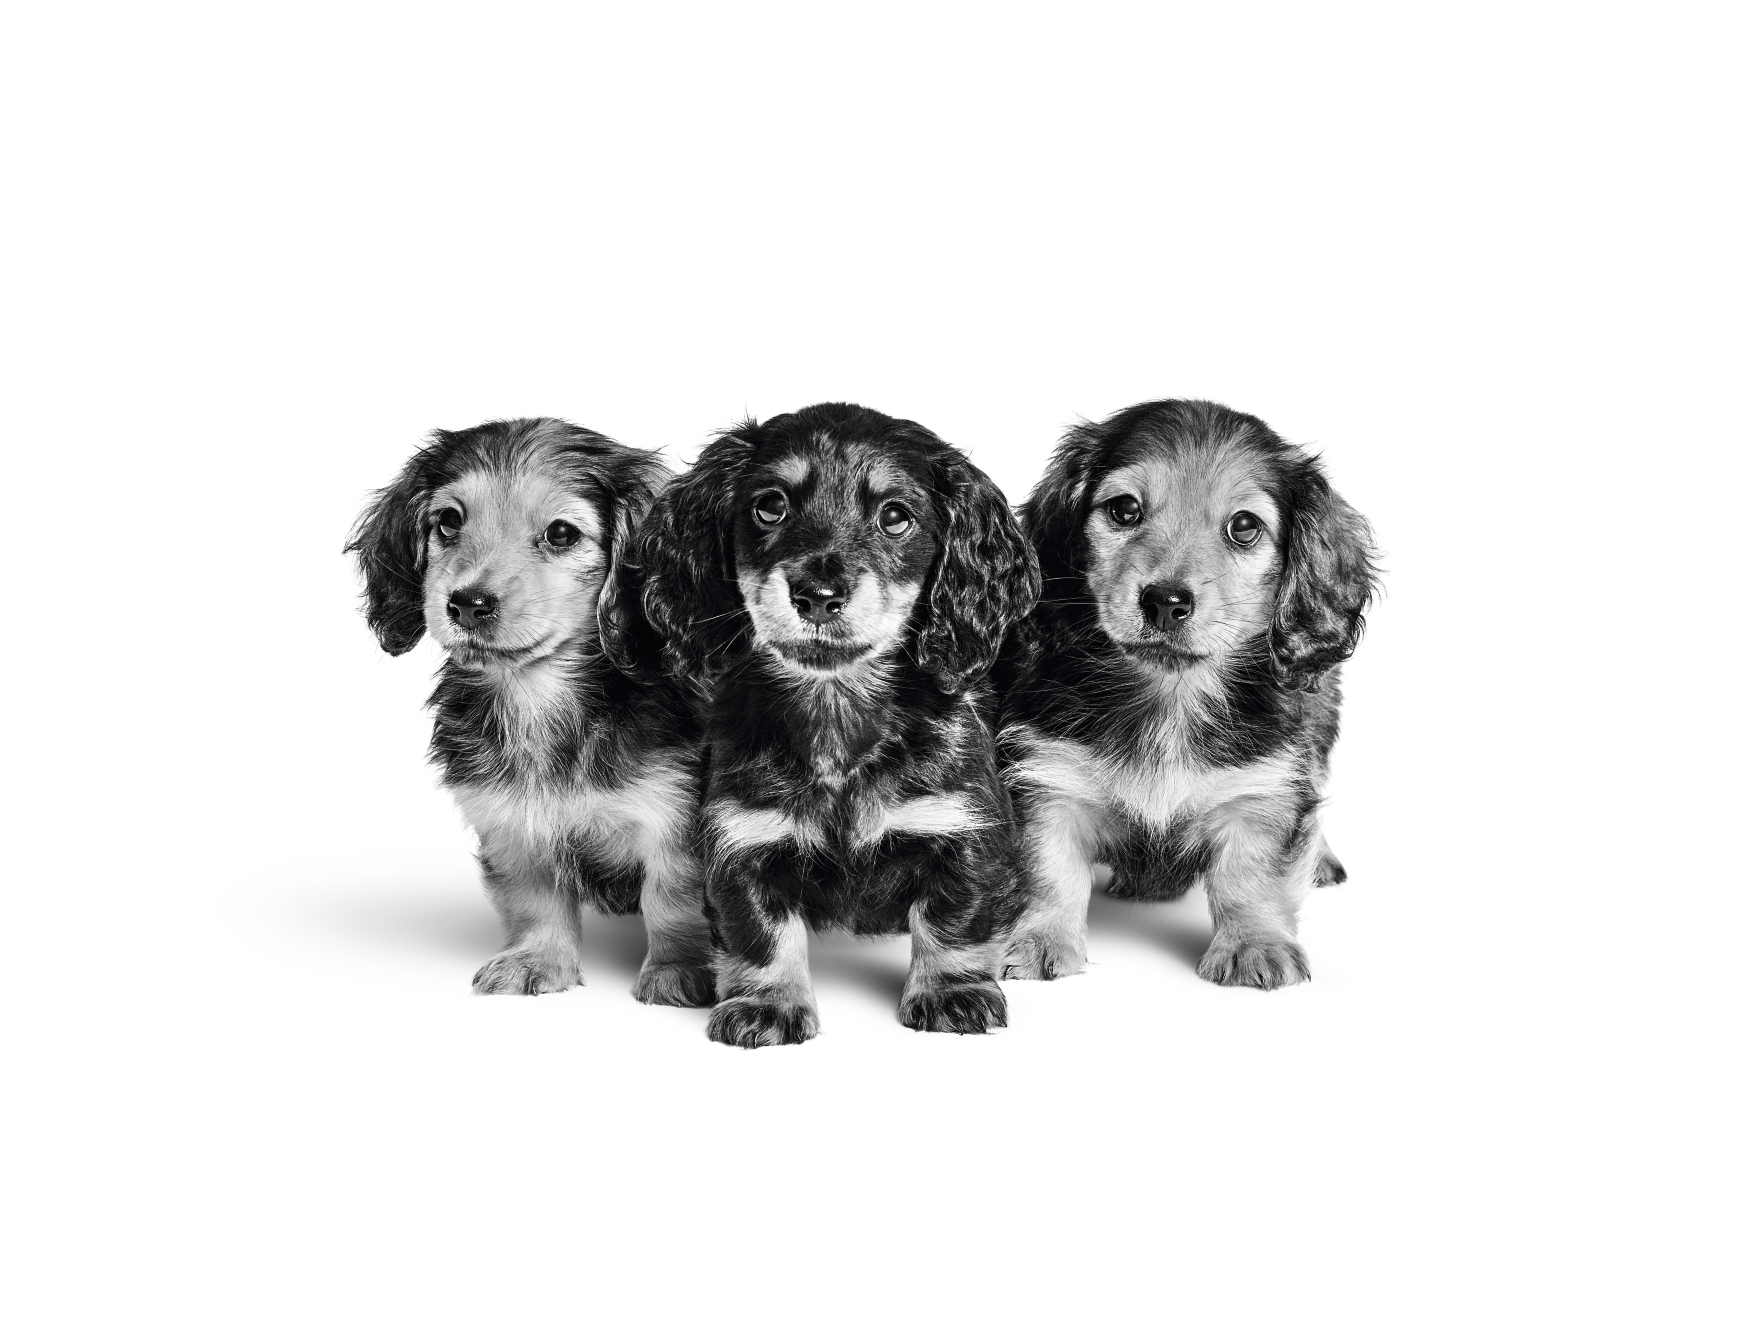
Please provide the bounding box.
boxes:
[999,400,1378,989]
[346,418,714,1005]
[605,403,1040,1047]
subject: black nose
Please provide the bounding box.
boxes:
[447,587,498,628]
[1141,583,1195,632]
[790,581,848,625]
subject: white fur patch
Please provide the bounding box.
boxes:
[453,758,695,876]
[852,793,984,849]
[705,801,826,856]
[1004,724,1301,833]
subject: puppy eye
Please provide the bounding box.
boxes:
[545,520,582,548]
[1106,495,1142,527]
[436,509,463,539]
[754,491,789,526]
[879,503,913,537]
[1227,511,1263,546]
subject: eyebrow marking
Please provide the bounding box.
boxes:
[864,459,910,493]
[770,453,812,486]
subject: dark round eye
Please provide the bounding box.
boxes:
[436,508,463,539]
[754,491,789,526]
[1106,494,1142,527]
[1227,511,1263,546]
[545,520,581,548]
[879,503,913,537]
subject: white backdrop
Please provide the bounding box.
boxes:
[7,3,1754,1317]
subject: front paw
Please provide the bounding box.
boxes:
[471,946,581,995]
[707,995,820,1048]
[899,980,1009,1034]
[632,958,717,1008]
[1197,936,1310,990]
[1001,932,1088,981]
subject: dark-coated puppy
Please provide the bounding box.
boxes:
[999,400,1377,989]
[347,418,714,1005]
[605,403,1040,1047]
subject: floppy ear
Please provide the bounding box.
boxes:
[595,448,672,677]
[628,425,761,697]
[1270,458,1378,692]
[1016,420,1110,644]
[344,443,438,656]
[915,450,1041,694]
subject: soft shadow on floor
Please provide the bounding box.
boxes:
[578,914,649,977]
[301,884,647,977]
[810,932,909,1004]
[304,886,500,957]
[1087,890,1214,969]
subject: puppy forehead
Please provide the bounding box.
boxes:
[436,466,602,535]
[1094,438,1277,516]
[756,434,926,499]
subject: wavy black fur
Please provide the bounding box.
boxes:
[625,403,1041,1045]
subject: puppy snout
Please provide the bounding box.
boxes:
[789,579,848,625]
[447,586,499,629]
[1141,582,1195,632]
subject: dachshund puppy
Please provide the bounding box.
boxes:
[346,418,714,1005]
[606,403,1040,1047]
[999,400,1377,989]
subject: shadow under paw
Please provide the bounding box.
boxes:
[632,958,717,1008]
[471,948,581,996]
[707,995,820,1049]
[1001,933,1088,981]
[899,981,1008,1034]
[1197,937,1310,990]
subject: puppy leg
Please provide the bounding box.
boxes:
[472,834,582,995]
[631,845,716,1008]
[900,881,1009,1035]
[1002,794,1099,981]
[704,858,818,1048]
[1197,804,1318,990]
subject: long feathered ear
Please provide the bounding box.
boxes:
[1270,457,1378,692]
[915,450,1041,694]
[596,447,673,677]
[344,443,438,656]
[629,424,761,696]
[1018,420,1111,640]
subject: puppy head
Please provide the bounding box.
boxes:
[345,419,667,668]
[1023,400,1376,690]
[629,403,1038,695]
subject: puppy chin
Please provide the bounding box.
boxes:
[438,627,567,670]
[765,636,881,673]
[1119,639,1211,672]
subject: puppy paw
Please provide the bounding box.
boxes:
[898,980,1009,1034]
[1001,933,1088,981]
[632,958,717,1008]
[707,995,819,1048]
[1197,937,1310,990]
[471,947,581,996]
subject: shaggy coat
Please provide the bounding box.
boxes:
[606,403,1040,1047]
[347,418,713,1005]
[999,400,1377,989]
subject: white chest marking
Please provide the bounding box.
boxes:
[452,762,693,866]
[1009,731,1299,832]
[706,802,827,857]
[851,793,983,849]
